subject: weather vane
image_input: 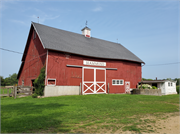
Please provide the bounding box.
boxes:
[85,20,87,26]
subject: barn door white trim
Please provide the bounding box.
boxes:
[82,67,106,95]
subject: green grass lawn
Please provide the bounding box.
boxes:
[1,94,179,133]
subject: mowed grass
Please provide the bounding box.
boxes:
[1,94,179,133]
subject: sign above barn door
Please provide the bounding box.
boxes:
[83,60,106,66]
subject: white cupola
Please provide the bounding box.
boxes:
[81,26,91,38]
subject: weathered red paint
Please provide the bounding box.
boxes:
[47,50,141,94]
[18,27,47,86]
[18,25,142,94]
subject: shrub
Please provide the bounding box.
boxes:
[33,66,45,96]
[138,84,152,89]
[176,86,179,94]
[32,93,38,98]
[152,86,157,89]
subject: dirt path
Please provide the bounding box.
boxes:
[71,112,180,134]
[154,114,180,134]
[120,112,180,134]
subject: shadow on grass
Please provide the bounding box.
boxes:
[1,102,70,133]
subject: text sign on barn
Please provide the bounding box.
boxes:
[83,60,106,66]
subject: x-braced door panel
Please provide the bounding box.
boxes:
[83,67,106,94]
[96,69,106,93]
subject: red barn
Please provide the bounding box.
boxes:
[17,22,144,97]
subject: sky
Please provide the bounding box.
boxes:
[0,0,179,80]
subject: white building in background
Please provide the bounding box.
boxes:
[139,80,177,95]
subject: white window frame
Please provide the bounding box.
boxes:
[168,82,170,87]
[47,78,56,86]
[112,79,124,85]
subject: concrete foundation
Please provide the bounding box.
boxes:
[162,92,177,95]
[132,89,162,96]
[44,86,80,97]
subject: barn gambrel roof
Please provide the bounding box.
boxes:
[31,22,144,64]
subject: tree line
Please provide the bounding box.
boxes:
[0,73,179,86]
[0,73,18,86]
[142,78,180,86]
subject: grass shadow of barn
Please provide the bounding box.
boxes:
[1,102,70,133]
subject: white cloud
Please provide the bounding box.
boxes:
[31,14,60,24]
[92,7,102,12]
[11,20,29,26]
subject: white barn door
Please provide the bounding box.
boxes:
[82,67,106,95]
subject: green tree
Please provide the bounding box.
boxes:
[0,76,5,86]
[33,66,45,96]
[3,73,18,86]
[142,78,153,81]
[174,78,180,86]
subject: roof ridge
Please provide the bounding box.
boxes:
[32,22,145,64]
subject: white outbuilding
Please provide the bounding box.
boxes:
[139,80,177,95]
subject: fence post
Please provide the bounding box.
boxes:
[3,88,4,94]
[7,88,9,97]
[12,87,14,97]
[12,87,13,96]
[14,86,17,99]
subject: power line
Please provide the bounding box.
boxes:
[0,47,36,57]
[0,47,46,63]
[0,48,23,54]
[146,62,180,66]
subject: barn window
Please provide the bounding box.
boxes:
[112,80,116,85]
[47,79,56,86]
[120,80,123,85]
[171,83,173,86]
[112,79,124,85]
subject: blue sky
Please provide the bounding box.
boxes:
[0,0,179,79]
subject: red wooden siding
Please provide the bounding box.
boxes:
[18,28,47,86]
[47,50,141,94]
[18,29,141,94]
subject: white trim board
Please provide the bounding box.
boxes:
[67,64,117,70]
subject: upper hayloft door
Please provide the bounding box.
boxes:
[82,67,106,94]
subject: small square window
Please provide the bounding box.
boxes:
[48,79,56,86]
[112,79,124,85]
[112,80,116,85]
[117,80,120,84]
[168,82,170,86]
[120,80,123,85]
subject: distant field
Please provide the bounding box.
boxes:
[1,94,179,133]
